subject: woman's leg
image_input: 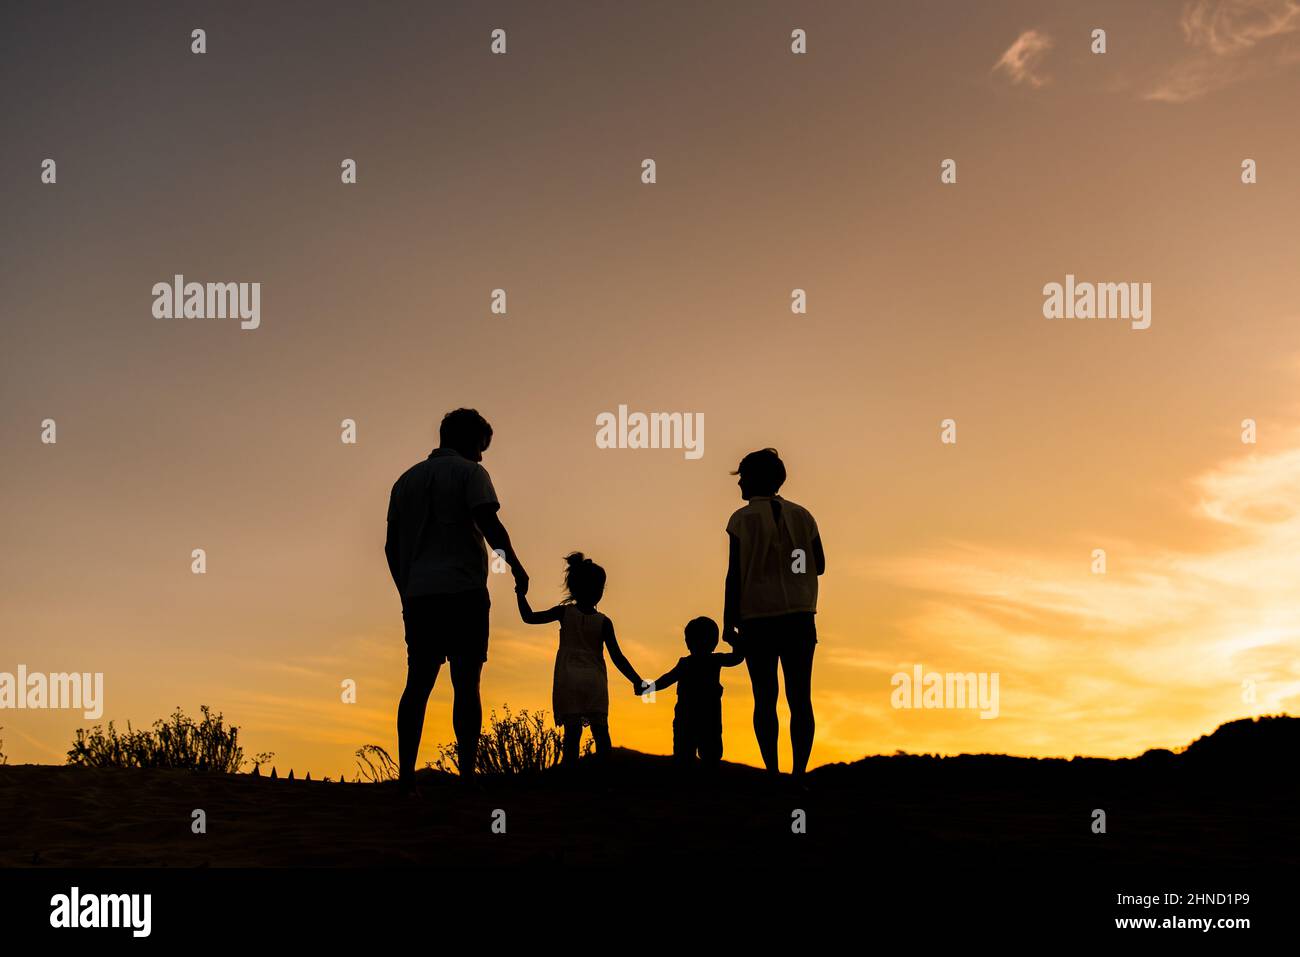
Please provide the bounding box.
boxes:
[744,629,781,773]
[781,627,816,777]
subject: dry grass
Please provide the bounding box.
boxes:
[65,706,248,772]
[431,705,591,776]
[354,744,399,783]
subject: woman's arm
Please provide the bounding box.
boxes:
[602,618,642,687]
[723,531,742,640]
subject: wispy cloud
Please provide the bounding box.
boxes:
[993,29,1054,88]
[1181,0,1300,55]
[1147,0,1300,101]
[854,436,1300,755]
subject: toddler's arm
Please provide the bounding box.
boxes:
[645,663,680,693]
[717,647,745,667]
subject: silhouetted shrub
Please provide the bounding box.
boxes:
[66,706,246,772]
[1138,747,1176,765]
[1183,714,1297,767]
[431,705,592,776]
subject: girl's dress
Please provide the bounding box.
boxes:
[552,604,610,723]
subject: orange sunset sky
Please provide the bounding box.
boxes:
[3,0,1300,776]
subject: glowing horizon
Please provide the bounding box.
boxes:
[3,0,1300,777]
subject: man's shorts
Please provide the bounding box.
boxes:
[402,588,490,671]
[738,612,817,662]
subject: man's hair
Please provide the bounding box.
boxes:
[732,448,786,495]
[440,408,493,453]
[684,616,720,654]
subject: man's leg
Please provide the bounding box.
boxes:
[744,631,781,774]
[448,655,483,777]
[781,626,816,777]
[397,658,441,782]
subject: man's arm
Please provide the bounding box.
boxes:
[472,503,528,590]
[813,533,826,576]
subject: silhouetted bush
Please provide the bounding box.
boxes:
[1138,747,1176,765]
[1183,714,1297,767]
[66,706,246,772]
[431,705,591,776]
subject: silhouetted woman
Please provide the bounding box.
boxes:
[723,449,825,779]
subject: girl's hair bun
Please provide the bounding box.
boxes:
[562,551,606,602]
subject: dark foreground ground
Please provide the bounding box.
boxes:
[2,745,1295,875]
[4,721,1297,939]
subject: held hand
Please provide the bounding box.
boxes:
[513,567,529,594]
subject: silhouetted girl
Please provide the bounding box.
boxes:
[517,552,643,767]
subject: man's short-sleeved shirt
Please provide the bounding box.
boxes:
[387,449,499,599]
[725,495,819,620]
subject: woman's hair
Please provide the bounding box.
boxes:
[562,551,607,604]
[732,447,786,495]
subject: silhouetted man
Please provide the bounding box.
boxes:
[386,408,528,788]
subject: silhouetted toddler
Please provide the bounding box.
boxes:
[642,616,744,772]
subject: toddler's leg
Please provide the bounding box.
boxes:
[699,728,723,775]
[672,721,695,771]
